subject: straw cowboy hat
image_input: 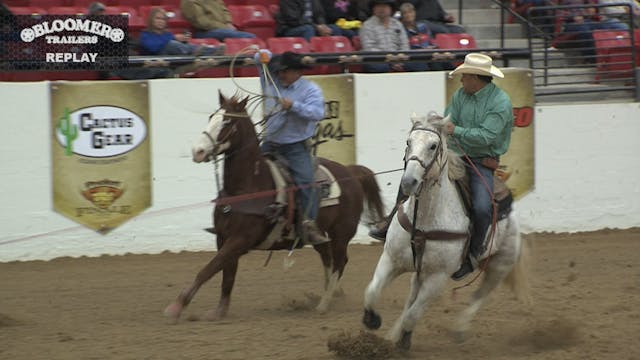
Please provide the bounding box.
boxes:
[449,53,504,78]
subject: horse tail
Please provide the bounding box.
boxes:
[504,222,533,306]
[346,165,386,225]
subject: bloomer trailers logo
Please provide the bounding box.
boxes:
[55,106,147,158]
[10,15,128,70]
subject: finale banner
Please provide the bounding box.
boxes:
[50,81,151,233]
[308,74,356,165]
[446,68,535,199]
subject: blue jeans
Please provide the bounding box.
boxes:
[467,158,495,257]
[281,24,315,41]
[261,141,318,220]
[194,28,256,41]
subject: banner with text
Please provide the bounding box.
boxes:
[308,74,356,165]
[51,81,151,233]
[446,68,535,199]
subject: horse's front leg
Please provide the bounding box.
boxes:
[164,236,249,324]
[363,251,402,330]
[387,272,448,350]
[204,240,239,321]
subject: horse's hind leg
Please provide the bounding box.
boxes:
[387,272,448,350]
[363,251,402,330]
[451,256,514,341]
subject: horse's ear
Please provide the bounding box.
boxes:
[218,90,227,107]
[238,95,249,111]
[410,112,425,127]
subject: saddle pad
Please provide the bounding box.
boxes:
[316,165,341,207]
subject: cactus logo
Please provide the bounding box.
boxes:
[57,107,77,156]
[55,105,147,158]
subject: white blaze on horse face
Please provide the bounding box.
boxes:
[192,110,227,163]
[401,127,442,196]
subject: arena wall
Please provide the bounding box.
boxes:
[1,73,639,262]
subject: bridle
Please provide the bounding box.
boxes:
[404,125,447,184]
[201,109,249,158]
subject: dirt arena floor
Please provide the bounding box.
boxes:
[1,228,639,360]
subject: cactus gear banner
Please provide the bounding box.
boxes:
[51,81,151,233]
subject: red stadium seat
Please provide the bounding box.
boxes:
[592,30,633,80]
[71,0,118,6]
[185,38,228,78]
[309,36,354,74]
[224,37,267,77]
[30,0,72,8]
[266,37,310,54]
[432,33,477,50]
[7,6,47,15]
[351,35,361,50]
[4,0,31,7]
[46,6,85,15]
[224,0,247,5]
[228,5,276,41]
[103,5,137,17]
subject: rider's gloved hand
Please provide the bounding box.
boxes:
[253,49,272,64]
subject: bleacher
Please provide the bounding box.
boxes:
[1,0,489,81]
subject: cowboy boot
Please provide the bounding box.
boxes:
[302,219,330,245]
[368,206,398,241]
[451,254,475,281]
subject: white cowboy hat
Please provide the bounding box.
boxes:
[449,53,504,78]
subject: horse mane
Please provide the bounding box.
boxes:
[447,150,466,181]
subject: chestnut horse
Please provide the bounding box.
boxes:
[164,93,385,322]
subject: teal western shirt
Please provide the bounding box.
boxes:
[444,82,513,158]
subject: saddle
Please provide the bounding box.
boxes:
[254,154,341,249]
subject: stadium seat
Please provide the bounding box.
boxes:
[184,38,228,78]
[268,4,279,17]
[71,0,118,6]
[224,37,267,77]
[103,5,137,17]
[224,0,247,5]
[7,6,47,15]
[121,0,156,6]
[46,6,85,15]
[635,29,640,66]
[351,35,361,50]
[266,37,310,54]
[432,33,477,50]
[309,36,353,74]
[228,5,276,41]
[4,0,31,7]
[592,30,633,80]
[30,0,72,8]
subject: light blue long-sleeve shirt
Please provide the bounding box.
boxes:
[444,82,513,158]
[256,56,325,144]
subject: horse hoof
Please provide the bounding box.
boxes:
[397,330,412,351]
[163,302,183,324]
[362,309,382,330]
[316,302,329,314]
[203,309,225,322]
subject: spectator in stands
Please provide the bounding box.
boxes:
[403,0,465,35]
[513,0,556,36]
[276,0,346,41]
[399,2,453,70]
[139,7,223,56]
[88,2,106,16]
[321,0,368,39]
[360,0,428,72]
[598,0,640,28]
[559,0,628,60]
[180,0,256,41]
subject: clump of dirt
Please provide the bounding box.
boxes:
[282,292,320,311]
[327,330,395,360]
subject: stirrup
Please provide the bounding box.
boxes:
[302,220,330,245]
[451,256,475,281]
[368,225,388,241]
